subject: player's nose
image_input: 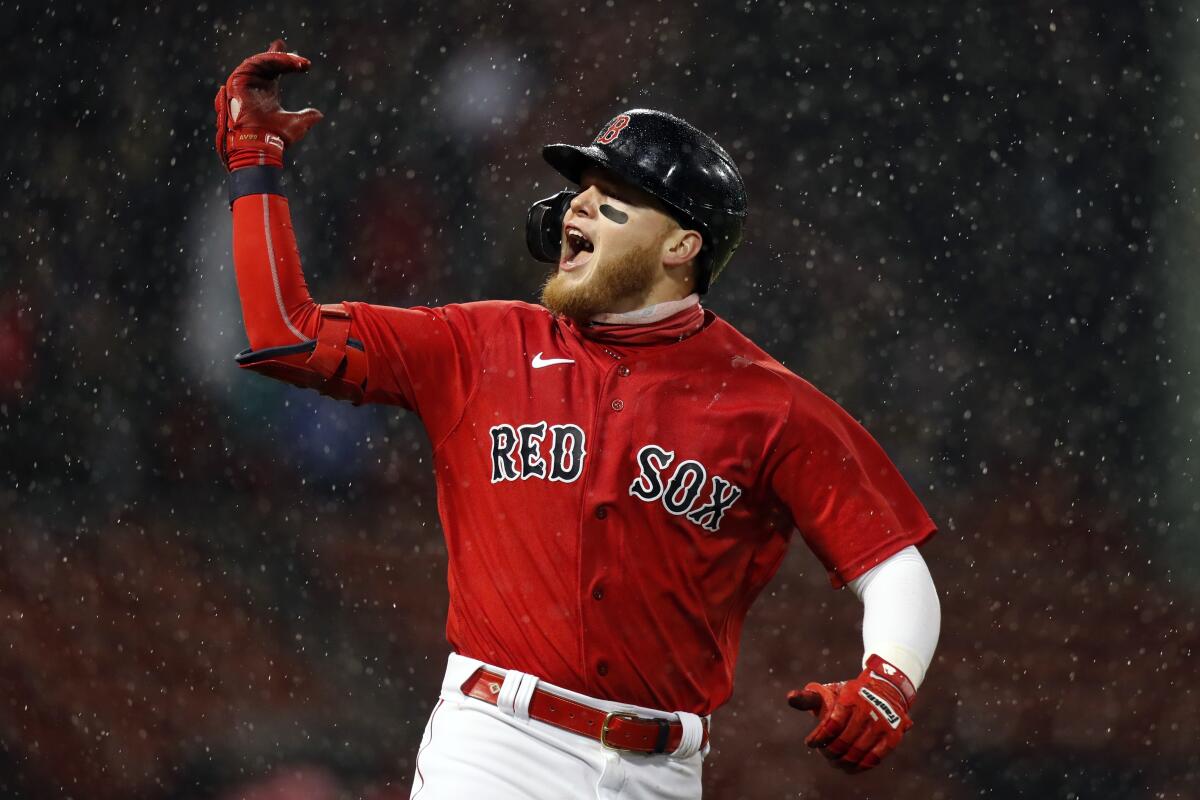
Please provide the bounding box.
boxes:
[568,186,599,218]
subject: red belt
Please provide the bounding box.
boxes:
[460,667,708,755]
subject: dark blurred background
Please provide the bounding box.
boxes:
[3,1,1198,798]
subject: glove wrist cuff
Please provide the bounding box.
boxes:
[865,654,916,707]
[224,128,287,171]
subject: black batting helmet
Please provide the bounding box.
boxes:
[526,109,748,294]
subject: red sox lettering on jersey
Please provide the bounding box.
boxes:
[627,445,744,532]
[490,427,744,532]
[229,193,936,715]
[489,422,587,484]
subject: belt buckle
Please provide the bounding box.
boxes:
[600,711,642,752]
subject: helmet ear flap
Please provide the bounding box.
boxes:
[526,190,578,263]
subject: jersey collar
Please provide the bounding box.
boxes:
[589,294,700,325]
[574,296,706,347]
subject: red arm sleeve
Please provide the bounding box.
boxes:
[231,192,322,348]
[229,187,512,442]
[768,382,936,588]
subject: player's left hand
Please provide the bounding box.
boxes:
[786,654,916,773]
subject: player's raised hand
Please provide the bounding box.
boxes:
[787,654,915,773]
[214,40,324,171]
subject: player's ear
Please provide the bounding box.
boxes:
[662,228,703,268]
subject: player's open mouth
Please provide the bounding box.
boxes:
[561,226,595,270]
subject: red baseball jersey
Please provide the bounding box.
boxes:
[230,193,936,715]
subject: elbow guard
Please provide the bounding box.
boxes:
[235,303,369,404]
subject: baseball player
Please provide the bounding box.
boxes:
[214,42,941,799]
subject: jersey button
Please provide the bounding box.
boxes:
[594,504,608,519]
[611,399,624,411]
[596,660,609,676]
[592,586,604,601]
[617,365,631,377]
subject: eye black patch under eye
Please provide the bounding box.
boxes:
[599,204,629,224]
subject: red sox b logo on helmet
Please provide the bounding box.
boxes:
[595,114,631,145]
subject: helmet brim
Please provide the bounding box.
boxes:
[542,143,700,232]
[542,143,608,186]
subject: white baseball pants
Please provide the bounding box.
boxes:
[409,653,706,799]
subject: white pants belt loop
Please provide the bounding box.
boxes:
[509,670,539,721]
[497,669,538,720]
[670,711,704,759]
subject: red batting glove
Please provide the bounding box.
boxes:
[214,40,324,172]
[787,654,916,774]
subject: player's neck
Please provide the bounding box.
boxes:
[591,293,700,325]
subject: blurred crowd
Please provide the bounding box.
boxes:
[2,1,1197,798]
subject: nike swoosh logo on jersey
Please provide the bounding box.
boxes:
[531,352,575,368]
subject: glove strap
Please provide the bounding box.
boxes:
[865,654,916,707]
[228,166,285,207]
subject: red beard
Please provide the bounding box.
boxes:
[540,242,659,321]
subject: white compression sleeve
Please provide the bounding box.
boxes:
[846,545,940,689]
